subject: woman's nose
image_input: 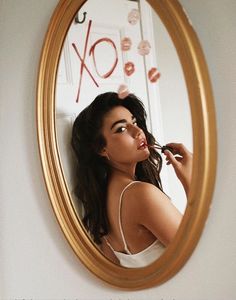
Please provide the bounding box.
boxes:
[132,125,142,138]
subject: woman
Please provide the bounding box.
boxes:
[71,92,192,268]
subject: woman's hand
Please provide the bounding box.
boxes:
[163,143,193,196]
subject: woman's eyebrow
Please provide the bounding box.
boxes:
[110,115,136,130]
[110,119,126,130]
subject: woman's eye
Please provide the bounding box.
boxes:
[115,126,126,133]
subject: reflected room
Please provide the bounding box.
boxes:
[55,0,192,266]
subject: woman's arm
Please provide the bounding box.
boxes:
[163,143,193,197]
[131,183,182,246]
[135,143,192,245]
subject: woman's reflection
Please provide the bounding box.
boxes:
[71,92,192,267]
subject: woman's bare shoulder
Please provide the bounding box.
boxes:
[122,181,168,215]
[127,181,164,200]
[124,181,182,245]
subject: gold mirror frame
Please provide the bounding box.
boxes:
[37,0,217,289]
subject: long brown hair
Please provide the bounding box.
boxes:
[71,92,163,244]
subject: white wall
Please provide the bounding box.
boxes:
[1,0,236,299]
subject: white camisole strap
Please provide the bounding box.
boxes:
[103,236,115,252]
[118,181,140,255]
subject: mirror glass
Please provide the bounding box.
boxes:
[55,0,192,266]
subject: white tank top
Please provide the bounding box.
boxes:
[105,181,165,268]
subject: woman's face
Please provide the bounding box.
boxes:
[100,106,150,165]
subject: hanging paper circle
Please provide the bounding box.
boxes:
[138,40,151,56]
[121,37,132,51]
[124,62,135,76]
[128,9,140,25]
[118,84,130,99]
[148,67,161,83]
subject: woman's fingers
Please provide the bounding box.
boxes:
[164,150,180,168]
[165,143,188,156]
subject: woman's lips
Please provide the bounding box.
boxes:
[138,140,148,150]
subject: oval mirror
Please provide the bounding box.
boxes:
[37,0,217,289]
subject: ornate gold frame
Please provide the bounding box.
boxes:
[37,0,217,289]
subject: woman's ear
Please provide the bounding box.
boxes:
[99,147,107,157]
[99,148,110,160]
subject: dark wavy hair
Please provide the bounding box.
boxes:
[71,92,163,244]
